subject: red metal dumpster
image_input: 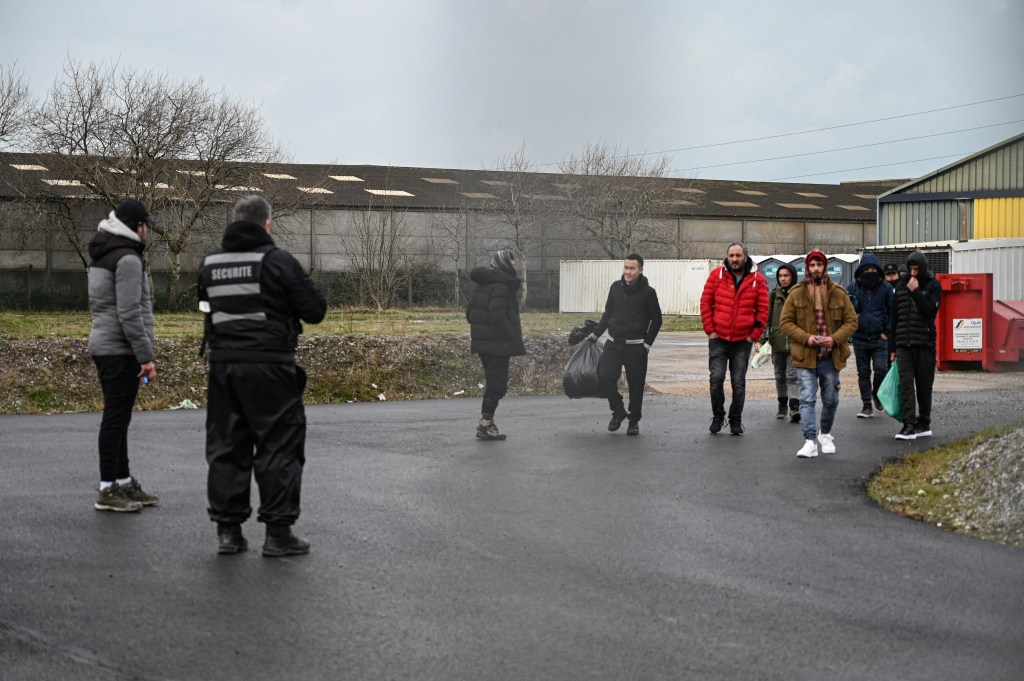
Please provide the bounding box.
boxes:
[936,273,1024,372]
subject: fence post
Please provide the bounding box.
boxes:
[26,264,32,310]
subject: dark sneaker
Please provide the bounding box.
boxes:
[120,479,159,506]
[95,485,142,513]
[914,426,933,438]
[790,410,801,424]
[626,420,639,436]
[608,411,628,432]
[709,416,725,434]
[729,419,744,436]
[857,406,874,419]
[476,418,507,441]
[873,397,884,412]
[262,525,310,557]
[895,423,917,440]
[776,403,788,419]
[217,523,248,555]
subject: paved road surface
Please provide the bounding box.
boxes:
[1,386,1022,680]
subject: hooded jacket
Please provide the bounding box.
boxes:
[765,262,798,353]
[466,265,525,356]
[700,255,769,342]
[591,274,662,347]
[198,220,326,361]
[87,212,155,362]
[779,274,859,370]
[846,252,894,343]
[889,251,942,352]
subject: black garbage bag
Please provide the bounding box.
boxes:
[563,340,604,399]
[567,319,599,345]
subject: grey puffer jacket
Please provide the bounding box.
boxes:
[87,212,155,362]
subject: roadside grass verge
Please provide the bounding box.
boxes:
[0,310,703,339]
[867,423,1023,547]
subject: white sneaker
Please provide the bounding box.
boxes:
[817,432,836,454]
[797,440,818,458]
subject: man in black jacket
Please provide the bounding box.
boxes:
[889,251,942,440]
[588,254,663,436]
[197,195,327,557]
[466,249,525,441]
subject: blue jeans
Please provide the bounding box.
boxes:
[708,338,752,421]
[853,338,889,406]
[796,359,841,441]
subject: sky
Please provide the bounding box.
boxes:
[3,0,1023,184]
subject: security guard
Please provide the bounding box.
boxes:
[198,195,326,557]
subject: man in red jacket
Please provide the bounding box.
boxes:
[700,242,769,435]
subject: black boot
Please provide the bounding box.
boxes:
[217,522,247,555]
[262,524,310,557]
[776,397,788,419]
[789,399,801,423]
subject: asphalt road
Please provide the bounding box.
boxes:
[1,389,1022,681]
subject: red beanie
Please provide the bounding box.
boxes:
[806,250,827,266]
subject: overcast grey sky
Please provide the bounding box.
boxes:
[3,0,1023,183]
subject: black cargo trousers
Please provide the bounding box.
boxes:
[206,361,308,526]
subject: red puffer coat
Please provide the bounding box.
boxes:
[700,257,769,342]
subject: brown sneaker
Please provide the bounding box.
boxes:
[120,479,159,506]
[95,485,142,513]
[476,417,507,441]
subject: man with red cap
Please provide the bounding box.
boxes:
[780,250,858,458]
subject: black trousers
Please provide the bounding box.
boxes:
[895,346,935,428]
[709,338,753,421]
[480,353,510,418]
[598,342,648,421]
[206,362,307,526]
[93,355,142,482]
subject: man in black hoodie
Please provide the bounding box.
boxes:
[198,195,326,557]
[466,248,525,441]
[587,254,663,436]
[889,250,942,440]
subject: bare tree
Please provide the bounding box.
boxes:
[30,58,289,308]
[429,204,470,306]
[480,144,557,307]
[0,60,33,149]
[557,141,674,259]
[342,188,411,312]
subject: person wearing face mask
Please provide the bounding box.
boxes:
[889,251,942,440]
[779,251,858,458]
[883,263,901,287]
[762,263,800,422]
[846,253,894,418]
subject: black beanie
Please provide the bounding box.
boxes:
[115,199,150,231]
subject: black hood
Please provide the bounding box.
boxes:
[907,250,930,277]
[622,273,650,289]
[88,229,144,262]
[470,265,520,289]
[855,252,883,278]
[775,263,798,289]
[222,220,275,251]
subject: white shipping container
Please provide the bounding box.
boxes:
[950,239,1024,301]
[559,259,718,315]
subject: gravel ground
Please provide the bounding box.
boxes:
[940,426,1024,548]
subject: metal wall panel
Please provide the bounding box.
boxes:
[559,259,715,315]
[907,138,1023,193]
[879,201,961,244]
[974,198,1024,238]
[950,239,1024,300]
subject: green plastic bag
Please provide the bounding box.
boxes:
[877,359,901,421]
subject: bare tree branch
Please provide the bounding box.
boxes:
[0,60,34,150]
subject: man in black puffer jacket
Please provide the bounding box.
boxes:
[466,249,525,441]
[587,254,663,436]
[889,250,942,441]
[198,195,326,557]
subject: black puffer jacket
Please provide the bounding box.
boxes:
[889,252,942,352]
[198,221,326,359]
[466,266,525,356]
[592,274,663,346]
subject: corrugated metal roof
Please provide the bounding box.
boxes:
[878,133,1024,199]
[0,151,898,222]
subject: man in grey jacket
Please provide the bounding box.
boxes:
[87,199,158,512]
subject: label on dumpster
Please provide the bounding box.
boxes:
[952,318,983,353]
